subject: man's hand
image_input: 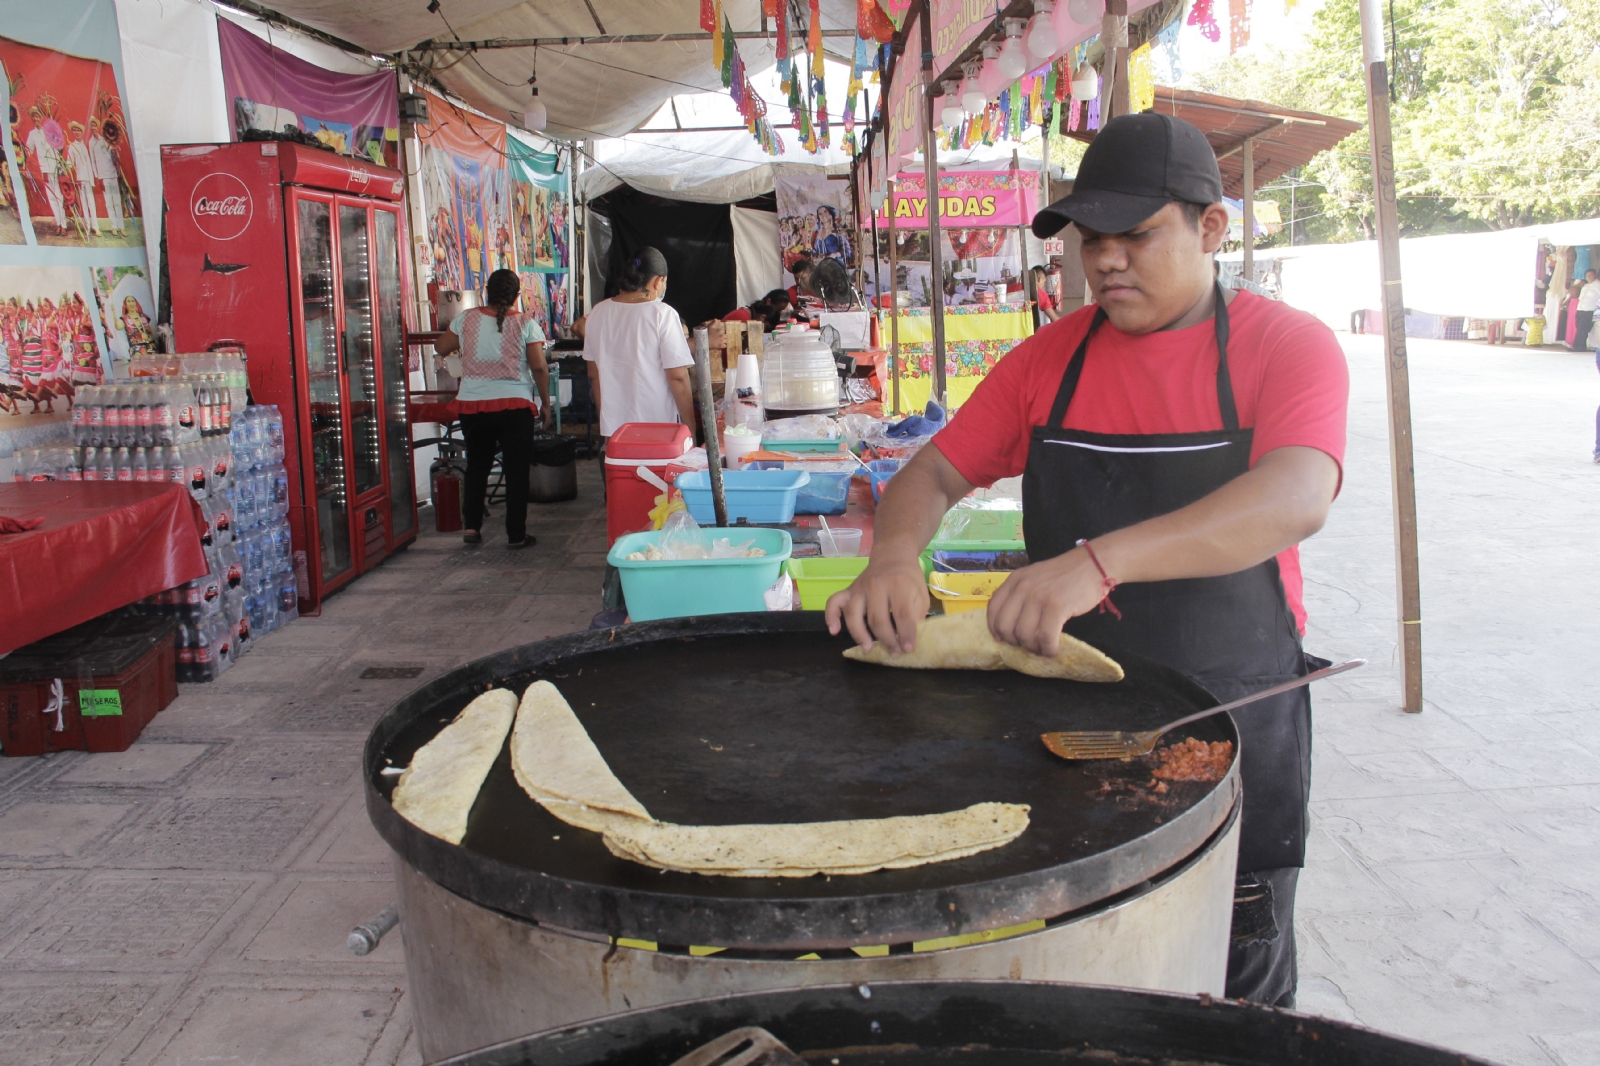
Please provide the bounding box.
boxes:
[824,557,931,654]
[986,548,1106,658]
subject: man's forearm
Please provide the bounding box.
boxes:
[1092,446,1338,584]
[869,447,975,565]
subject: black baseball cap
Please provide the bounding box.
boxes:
[1032,112,1223,238]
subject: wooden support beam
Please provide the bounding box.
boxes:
[920,15,948,407]
[1358,0,1424,713]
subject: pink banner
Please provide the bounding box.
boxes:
[885,13,924,170]
[869,170,1040,228]
[931,0,997,79]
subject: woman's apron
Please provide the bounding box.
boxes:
[1019,287,1313,876]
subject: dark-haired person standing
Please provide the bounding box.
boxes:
[826,114,1349,1007]
[434,268,550,549]
[584,247,696,438]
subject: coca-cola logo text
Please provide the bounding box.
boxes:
[191,172,254,241]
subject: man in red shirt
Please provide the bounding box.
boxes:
[827,114,1348,1007]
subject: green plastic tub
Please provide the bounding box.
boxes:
[786,556,870,610]
[920,508,1025,572]
[608,529,792,621]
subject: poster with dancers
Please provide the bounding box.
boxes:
[507,136,569,273]
[0,0,149,459]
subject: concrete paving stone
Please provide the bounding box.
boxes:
[185,735,364,797]
[1314,791,1539,866]
[1293,975,1361,1025]
[241,876,403,965]
[145,984,401,1066]
[306,796,392,869]
[254,622,366,651]
[137,693,263,736]
[1294,828,1408,917]
[4,872,259,963]
[1310,745,1469,802]
[53,743,213,787]
[1367,857,1505,912]
[1440,738,1600,792]
[263,694,393,735]
[1312,698,1486,756]
[0,873,64,947]
[109,796,330,870]
[1537,1029,1600,1066]
[0,800,133,860]
[530,566,609,595]
[1309,898,1598,1060]
[219,651,337,686]
[1479,784,1600,849]
[0,977,165,1066]
[1470,849,1600,962]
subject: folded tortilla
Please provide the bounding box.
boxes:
[391,688,518,844]
[510,680,1029,877]
[843,607,1124,683]
[602,802,1030,878]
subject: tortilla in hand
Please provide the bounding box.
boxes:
[843,607,1123,682]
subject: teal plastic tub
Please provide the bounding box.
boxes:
[676,469,811,524]
[608,529,792,621]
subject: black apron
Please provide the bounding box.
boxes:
[1021,287,1311,872]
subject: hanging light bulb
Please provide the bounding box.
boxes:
[960,59,986,115]
[1067,0,1104,26]
[524,51,546,131]
[1070,63,1100,102]
[1026,0,1059,62]
[997,18,1029,82]
[976,40,1005,99]
[939,79,964,129]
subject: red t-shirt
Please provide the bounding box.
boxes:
[723,307,753,322]
[933,291,1348,633]
[1037,290,1057,312]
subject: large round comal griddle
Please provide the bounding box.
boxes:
[366,613,1240,951]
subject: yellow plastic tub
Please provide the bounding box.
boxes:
[927,571,1011,614]
[787,556,870,610]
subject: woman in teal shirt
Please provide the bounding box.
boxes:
[434,269,551,548]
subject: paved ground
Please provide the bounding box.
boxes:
[0,335,1596,1065]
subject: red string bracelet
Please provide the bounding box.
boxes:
[1075,538,1123,620]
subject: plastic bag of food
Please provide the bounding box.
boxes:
[709,537,766,559]
[760,414,840,440]
[658,509,712,559]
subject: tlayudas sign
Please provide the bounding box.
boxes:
[871,170,1040,228]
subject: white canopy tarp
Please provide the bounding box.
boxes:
[243,0,861,140]
[1221,218,1600,326]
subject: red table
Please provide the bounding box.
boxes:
[0,483,208,656]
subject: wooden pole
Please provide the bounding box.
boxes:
[887,176,902,415]
[1013,148,1030,319]
[1358,0,1424,713]
[1241,138,1255,285]
[691,326,728,527]
[1101,0,1130,121]
[920,14,947,408]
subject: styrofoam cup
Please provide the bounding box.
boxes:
[734,351,761,392]
[819,526,863,557]
[722,432,763,468]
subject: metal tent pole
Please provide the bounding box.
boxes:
[1241,138,1254,284]
[887,176,902,416]
[919,15,947,408]
[1358,0,1424,713]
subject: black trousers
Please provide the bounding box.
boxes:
[1573,309,1594,351]
[460,407,535,543]
[1225,867,1299,1007]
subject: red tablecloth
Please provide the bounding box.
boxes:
[0,483,208,655]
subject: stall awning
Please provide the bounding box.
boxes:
[242,0,864,140]
[1067,88,1363,199]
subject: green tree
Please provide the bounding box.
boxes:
[1191,0,1600,242]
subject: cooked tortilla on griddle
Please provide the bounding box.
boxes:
[507,679,1030,877]
[843,607,1124,683]
[391,688,518,843]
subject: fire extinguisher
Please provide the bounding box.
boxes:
[430,455,463,533]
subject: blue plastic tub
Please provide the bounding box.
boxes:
[747,460,851,515]
[867,458,902,502]
[676,469,810,525]
[607,529,792,621]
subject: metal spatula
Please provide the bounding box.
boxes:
[670,1027,806,1066]
[1041,658,1364,761]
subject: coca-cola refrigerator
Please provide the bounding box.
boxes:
[162,141,418,613]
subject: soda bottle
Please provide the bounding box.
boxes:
[176,381,198,441]
[132,447,150,483]
[152,385,175,446]
[113,446,132,482]
[116,387,135,447]
[216,376,233,434]
[187,443,208,499]
[70,387,90,446]
[133,385,152,447]
[189,620,213,682]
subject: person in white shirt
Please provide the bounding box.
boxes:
[64,122,97,235]
[1571,268,1600,353]
[87,119,123,237]
[23,109,66,235]
[582,246,696,439]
